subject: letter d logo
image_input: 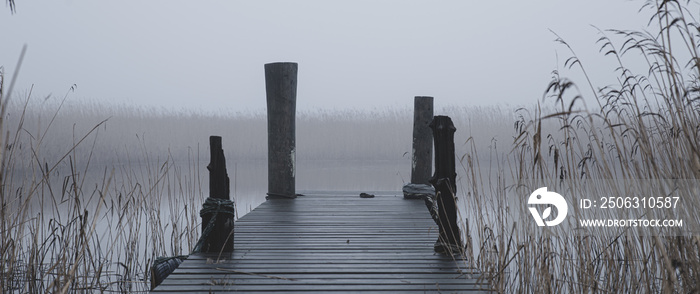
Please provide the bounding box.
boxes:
[527,187,568,226]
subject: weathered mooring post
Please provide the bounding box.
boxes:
[265,62,297,199]
[197,136,235,253]
[209,136,230,202]
[429,116,462,254]
[403,96,435,199]
[411,96,434,184]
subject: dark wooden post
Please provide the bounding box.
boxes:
[403,97,435,199]
[265,62,297,199]
[209,136,230,201]
[198,136,234,253]
[411,96,433,184]
[429,116,462,254]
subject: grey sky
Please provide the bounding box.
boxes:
[1,0,649,113]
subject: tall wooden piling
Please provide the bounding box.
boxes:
[265,62,297,199]
[429,116,462,254]
[403,96,435,199]
[199,135,234,253]
[208,136,230,201]
[411,96,433,184]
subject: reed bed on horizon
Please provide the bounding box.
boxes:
[0,83,206,292]
[456,0,700,292]
[5,98,514,164]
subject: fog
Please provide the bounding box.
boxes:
[1,1,648,113]
[5,100,517,216]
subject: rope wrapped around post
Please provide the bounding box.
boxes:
[150,136,235,290]
[192,197,236,253]
[196,136,235,253]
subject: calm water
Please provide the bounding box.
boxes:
[230,158,410,216]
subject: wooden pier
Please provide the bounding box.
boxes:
[151,62,488,292]
[151,191,490,293]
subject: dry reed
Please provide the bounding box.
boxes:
[457,1,700,292]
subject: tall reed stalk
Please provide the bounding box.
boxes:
[0,67,204,292]
[459,0,700,292]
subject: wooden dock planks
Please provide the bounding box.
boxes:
[151,191,491,293]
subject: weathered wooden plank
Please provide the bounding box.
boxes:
[154,287,493,294]
[154,284,488,292]
[185,254,464,260]
[159,278,484,286]
[176,262,470,269]
[163,273,483,280]
[169,268,475,275]
[177,262,472,268]
[152,193,490,293]
[153,292,487,294]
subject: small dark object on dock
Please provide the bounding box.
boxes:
[267,193,306,200]
[359,193,375,198]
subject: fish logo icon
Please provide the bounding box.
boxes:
[528,187,568,226]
